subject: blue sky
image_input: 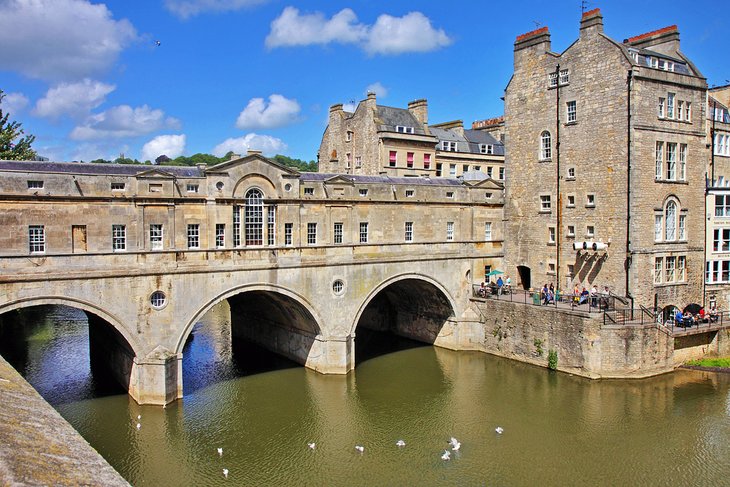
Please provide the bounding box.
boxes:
[0,0,727,163]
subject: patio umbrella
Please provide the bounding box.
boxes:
[486,269,504,277]
[683,303,702,314]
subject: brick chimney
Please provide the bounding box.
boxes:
[624,25,680,55]
[408,99,428,126]
[579,8,603,37]
[513,26,551,64]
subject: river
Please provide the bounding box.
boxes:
[1,303,729,486]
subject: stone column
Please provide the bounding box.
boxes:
[128,346,182,405]
[307,334,354,374]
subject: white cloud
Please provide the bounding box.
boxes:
[141,134,186,162]
[236,94,301,130]
[265,7,367,48]
[34,79,115,120]
[212,133,286,157]
[70,105,181,141]
[69,142,130,163]
[365,12,452,55]
[265,8,451,55]
[365,82,388,98]
[1,92,30,115]
[164,0,268,19]
[342,102,356,113]
[0,0,137,81]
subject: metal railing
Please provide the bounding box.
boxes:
[471,284,617,313]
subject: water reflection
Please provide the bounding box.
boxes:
[0,303,729,486]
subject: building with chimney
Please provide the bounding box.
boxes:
[503,8,708,317]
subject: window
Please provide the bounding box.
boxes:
[334,222,343,244]
[499,167,505,180]
[654,257,663,284]
[345,152,352,168]
[679,144,687,180]
[655,215,663,242]
[150,291,166,309]
[665,256,676,282]
[716,134,730,156]
[677,101,684,121]
[559,69,569,85]
[480,144,494,154]
[149,183,162,193]
[548,263,556,274]
[346,130,353,142]
[215,224,225,248]
[567,195,575,207]
[406,152,414,168]
[713,229,730,252]
[540,195,552,212]
[474,166,481,172]
[462,164,469,174]
[405,189,414,198]
[586,194,595,207]
[442,141,457,152]
[359,222,368,243]
[449,164,456,177]
[586,225,595,238]
[332,280,344,295]
[267,206,275,246]
[666,143,677,180]
[112,224,126,251]
[446,222,454,241]
[567,167,575,179]
[245,188,263,246]
[667,93,675,119]
[655,141,664,180]
[396,125,414,134]
[111,182,125,191]
[566,101,576,123]
[658,97,665,118]
[567,225,575,237]
[150,224,163,250]
[706,260,730,283]
[284,223,293,246]
[485,222,492,241]
[187,224,200,249]
[423,153,431,169]
[540,131,552,160]
[405,221,413,242]
[28,225,45,253]
[548,226,556,244]
[677,256,686,281]
[665,200,676,241]
[233,206,241,247]
[548,72,558,87]
[678,214,686,241]
[355,156,362,168]
[307,223,317,245]
[27,180,44,189]
[389,150,397,167]
[304,187,314,195]
[435,163,442,177]
[567,264,575,276]
[359,188,368,197]
[186,184,199,193]
[686,102,692,122]
[446,191,454,199]
[486,167,493,178]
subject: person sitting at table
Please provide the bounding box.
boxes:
[675,308,683,326]
[709,304,720,323]
[478,282,487,298]
[573,284,580,303]
[682,310,694,327]
[698,307,707,323]
[578,287,589,305]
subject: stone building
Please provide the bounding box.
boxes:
[705,86,730,308]
[503,8,708,315]
[318,93,505,180]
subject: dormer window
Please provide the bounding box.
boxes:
[396,125,414,134]
[441,141,457,152]
[479,144,494,154]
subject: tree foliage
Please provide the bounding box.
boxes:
[0,89,37,160]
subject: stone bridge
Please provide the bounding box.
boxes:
[0,243,489,405]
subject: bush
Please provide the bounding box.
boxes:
[548,349,558,370]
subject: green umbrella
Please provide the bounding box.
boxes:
[486,269,504,277]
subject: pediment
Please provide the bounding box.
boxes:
[323,175,355,185]
[207,153,300,176]
[464,177,504,190]
[135,168,176,179]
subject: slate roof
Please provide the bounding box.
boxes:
[375,106,429,135]
[464,129,505,156]
[629,48,691,75]
[0,160,205,177]
[300,172,466,186]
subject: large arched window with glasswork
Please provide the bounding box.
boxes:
[244,188,264,245]
[654,197,686,243]
[540,131,552,160]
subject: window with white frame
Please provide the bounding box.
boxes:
[284,223,293,246]
[355,156,362,168]
[677,256,686,281]
[707,260,730,283]
[449,164,456,176]
[548,72,558,87]
[150,224,163,250]
[405,189,414,198]
[396,125,414,134]
[655,257,663,284]
[359,188,368,197]
[462,164,469,174]
[359,222,368,243]
[586,225,595,238]
[112,224,126,251]
[566,100,577,123]
[677,100,684,121]
[567,167,575,179]
[665,256,676,282]
[186,184,199,193]
[187,224,200,249]
[233,206,241,247]
[484,222,492,241]
[658,97,665,118]
[389,151,397,166]
[307,223,317,245]
[480,144,494,154]
[548,226,556,244]
[567,195,575,207]
[334,222,343,244]
[28,225,45,253]
[679,144,687,180]
[540,195,552,212]
[686,102,692,122]
[446,222,454,241]
[716,194,730,217]
[442,141,457,152]
[540,131,552,160]
[423,153,431,169]
[346,130,353,142]
[586,194,595,207]
[678,214,686,240]
[667,93,675,118]
[713,228,730,252]
[245,188,263,246]
[304,187,314,195]
[666,142,677,180]
[548,263,556,274]
[655,215,663,242]
[715,133,730,157]
[406,152,414,168]
[559,69,569,85]
[27,180,44,190]
[665,200,677,241]
[267,206,275,246]
[567,225,575,237]
[486,166,493,178]
[655,141,663,180]
[111,182,125,191]
[345,152,352,168]
[405,221,413,242]
[446,191,454,199]
[215,224,225,248]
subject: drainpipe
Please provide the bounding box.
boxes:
[555,64,561,292]
[625,70,634,312]
[706,101,717,307]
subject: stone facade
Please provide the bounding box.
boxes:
[318,93,505,180]
[503,9,707,317]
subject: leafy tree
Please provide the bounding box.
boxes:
[155,154,171,164]
[271,154,317,172]
[0,89,37,160]
[89,158,112,164]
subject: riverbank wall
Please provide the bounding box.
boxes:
[471,298,675,378]
[0,353,129,486]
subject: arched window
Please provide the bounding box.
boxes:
[540,131,552,160]
[245,188,263,245]
[665,200,676,241]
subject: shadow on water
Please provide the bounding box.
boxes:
[355,328,429,366]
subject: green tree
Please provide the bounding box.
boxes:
[0,89,37,160]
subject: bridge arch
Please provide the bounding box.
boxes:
[177,283,324,363]
[351,273,457,345]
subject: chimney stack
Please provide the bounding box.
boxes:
[408,99,428,126]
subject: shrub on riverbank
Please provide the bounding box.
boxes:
[685,358,730,368]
